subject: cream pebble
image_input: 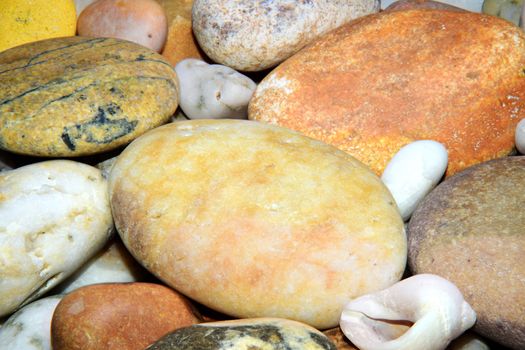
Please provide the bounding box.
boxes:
[0,160,113,317]
[516,118,525,154]
[0,295,62,350]
[175,59,257,119]
[381,140,448,221]
[340,274,477,350]
[52,238,148,294]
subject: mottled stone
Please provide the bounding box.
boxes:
[51,283,201,350]
[192,0,379,71]
[408,156,525,349]
[249,10,525,177]
[109,119,406,329]
[147,318,336,350]
[0,295,62,350]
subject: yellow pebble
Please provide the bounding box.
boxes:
[0,0,77,52]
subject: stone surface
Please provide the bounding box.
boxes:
[0,295,62,350]
[0,36,178,157]
[156,0,205,67]
[51,282,201,350]
[381,140,448,221]
[175,59,256,119]
[192,0,379,71]
[78,0,168,52]
[52,237,149,294]
[408,156,525,349]
[108,119,406,329]
[0,160,113,317]
[249,10,525,177]
[146,318,336,350]
[385,0,465,11]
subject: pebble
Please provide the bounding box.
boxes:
[192,0,379,71]
[0,295,62,350]
[175,59,257,119]
[0,160,113,318]
[108,119,406,329]
[52,237,149,294]
[146,318,336,350]
[51,283,201,350]
[408,156,525,349]
[77,0,168,52]
[381,140,448,221]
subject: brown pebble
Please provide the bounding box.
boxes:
[51,282,201,350]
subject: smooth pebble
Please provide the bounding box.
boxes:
[381,140,448,221]
[0,160,113,317]
[77,0,168,52]
[175,59,256,119]
[0,295,62,350]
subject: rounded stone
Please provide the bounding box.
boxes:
[249,10,525,177]
[146,318,336,350]
[192,0,379,71]
[0,295,62,350]
[108,119,406,329]
[0,36,178,157]
[408,156,525,349]
[51,282,201,350]
[0,160,113,317]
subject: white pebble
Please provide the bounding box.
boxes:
[175,59,257,120]
[381,140,448,221]
[53,238,147,294]
[516,118,525,154]
[0,295,62,350]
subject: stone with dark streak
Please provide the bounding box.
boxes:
[146,318,336,350]
[0,36,178,157]
[408,156,525,349]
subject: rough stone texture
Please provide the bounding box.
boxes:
[408,156,525,349]
[192,0,379,71]
[249,10,525,177]
[0,36,178,157]
[146,318,336,350]
[51,282,201,350]
[156,0,206,66]
[109,119,406,329]
[0,160,113,317]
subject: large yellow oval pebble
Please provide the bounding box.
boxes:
[0,0,77,52]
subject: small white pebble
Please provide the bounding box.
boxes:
[381,140,448,221]
[0,295,62,350]
[175,59,257,120]
[516,118,525,154]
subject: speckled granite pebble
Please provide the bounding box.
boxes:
[146,318,336,350]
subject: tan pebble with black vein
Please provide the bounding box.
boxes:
[0,36,178,157]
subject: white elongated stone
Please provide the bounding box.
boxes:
[175,59,256,120]
[516,118,525,154]
[381,140,448,221]
[340,274,477,350]
[0,295,62,350]
[53,238,148,294]
[0,160,113,317]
